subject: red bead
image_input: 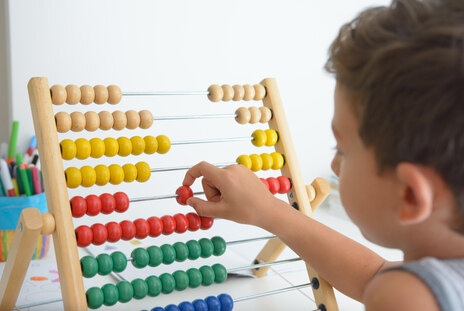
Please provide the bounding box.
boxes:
[114,192,129,213]
[100,193,116,214]
[260,178,270,190]
[200,216,214,230]
[267,177,280,194]
[134,218,150,239]
[70,196,87,218]
[186,212,201,231]
[86,195,102,216]
[91,223,108,245]
[161,215,176,235]
[120,220,136,240]
[175,185,193,205]
[277,176,291,194]
[75,225,93,247]
[174,214,189,233]
[147,216,163,237]
[106,222,122,242]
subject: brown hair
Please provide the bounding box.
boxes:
[325,0,464,219]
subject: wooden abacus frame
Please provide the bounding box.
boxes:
[0,77,338,310]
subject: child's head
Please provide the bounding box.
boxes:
[325,0,464,235]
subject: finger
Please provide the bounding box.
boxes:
[183,161,223,186]
[202,178,222,202]
[186,197,226,218]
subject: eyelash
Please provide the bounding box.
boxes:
[333,146,343,156]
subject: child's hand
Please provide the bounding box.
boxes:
[183,161,277,227]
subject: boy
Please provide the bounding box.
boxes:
[183,0,464,309]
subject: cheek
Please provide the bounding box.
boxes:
[331,155,340,177]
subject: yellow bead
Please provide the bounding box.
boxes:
[65,167,82,188]
[250,154,263,172]
[104,137,119,157]
[130,136,145,155]
[109,164,124,185]
[89,138,105,158]
[135,162,151,182]
[156,135,171,154]
[75,138,91,160]
[271,152,284,170]
[80,166,96,187]
[123,164,137,182]
[265,129,278,146]
[251,130,266,147]
[236,155,252,169]
[95,165,110,186]
[117,137,132,157]
[144,136,158,154]
[261,153,273,170]
[60,139,77,160]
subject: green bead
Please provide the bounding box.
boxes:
[81,256,98,278]
[173,270,189,291]
[97,253,113,276]
[147,245,163,267]
[160,273,176,294]
[111,251,128,273]
[146,275,162,297]
[211,236,226,256]
[212,263,227,283]
[161,244,176,265]
[86,287,104,309]
[131,248,149,268]
[187,268,202,288]
[131,278,148,299]
[102,283,119,306]
[173,242,188,262]
[186,240,201,260]
[200,265,215,286]
[199,238,214,258]
[117,280,134,303]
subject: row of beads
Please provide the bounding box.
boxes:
[51,84,122,105]
[147,294,233,311]
[55,110,154,133]
[70,192,129,218]
[260,176,292,194]
[235,106,272,124]
[81,236,226,278]
[251,129,278,147]
[75,213,214,247]
[86,264,227,309]
[236,152,285,172]
[64,162,151,188]
[61,135,170,160]
[207,84,265,102]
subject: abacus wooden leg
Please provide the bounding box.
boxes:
[0,208,43,311]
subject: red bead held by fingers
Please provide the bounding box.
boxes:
[200,216,214,230]
[260,178,270,190]
[114,192,129,213]
[174,213,189,233]
[86,195,102,216]
[91,223,108,245]
[106,222,122,242]
[176,185,193,205]
[71,196,87,218]
[75,225,93,247]
[267,177,280,195]
[147,216,163,237]
[186,212,201,231]
[100,193,116,214]
[161,215,176,235]
[134,218,150,239]
[120,220,136,240]
[277,176,291,194]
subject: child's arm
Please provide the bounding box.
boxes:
[183,162,399,301]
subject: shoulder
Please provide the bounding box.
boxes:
[363,268,440,311]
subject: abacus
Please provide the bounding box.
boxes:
[0,77,339,310]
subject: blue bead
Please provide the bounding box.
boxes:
[192,299,208,311]
[218,294,234,311]
[165,305,181,311]
[206,296,221,311]
[179,301,195,311]
[151,308,165,311]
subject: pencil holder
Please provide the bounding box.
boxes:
[0,193,49,261]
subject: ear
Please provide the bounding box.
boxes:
[395,163,434,225]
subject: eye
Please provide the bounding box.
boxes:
[333,146,343,156]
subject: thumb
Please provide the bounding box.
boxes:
[186,197,223,218]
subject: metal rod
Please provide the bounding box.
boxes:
[129,191,204,203]
[226,235,276,246]
[154,114,236,121]
[171,136,252,146]
[233,282,313,303]
[123,91,209,96]
[228,258,302,273]
[150,162,233,173]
